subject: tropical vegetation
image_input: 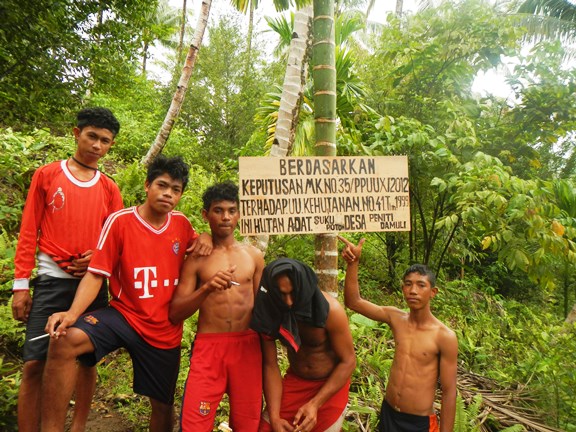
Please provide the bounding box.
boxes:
[1,0,575,430]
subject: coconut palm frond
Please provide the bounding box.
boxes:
[265,13,294,58]
[518,0,576,19]
[336,10,366,45]
[517,14,576,43]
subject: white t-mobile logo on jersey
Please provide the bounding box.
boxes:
[134,267,159,299]
[134,267,179,298]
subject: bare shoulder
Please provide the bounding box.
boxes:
[322,292,348,321]
[243,242,264,261]
[230,240,260,257]
[322,291,344,310]
[434,317,457,347]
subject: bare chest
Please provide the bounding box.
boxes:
[392,326,439,366]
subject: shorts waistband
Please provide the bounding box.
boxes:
[194,329,258,340]
[383,400,436,421]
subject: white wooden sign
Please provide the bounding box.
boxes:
[239,156,410,235]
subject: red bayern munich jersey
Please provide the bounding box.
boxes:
[88,207,198,349]
[14,160,123,280]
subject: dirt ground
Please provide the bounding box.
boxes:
[65,396,134,432]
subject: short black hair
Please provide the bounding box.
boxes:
[146,155,190,190]
[403,264,436,287]
[76,107,120,137]
[202,181,239,211]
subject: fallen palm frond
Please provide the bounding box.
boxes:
[455,367,564,432]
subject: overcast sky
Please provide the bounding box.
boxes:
[155,0,512,99]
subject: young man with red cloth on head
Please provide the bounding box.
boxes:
[41,155,212,432]
[12,107,123,432]
[251,258,356,432]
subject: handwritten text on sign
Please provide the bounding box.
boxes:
[239,156,410,235]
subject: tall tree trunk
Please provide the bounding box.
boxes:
[395,0,404,16]
[142,0,212,166]
[244,0,255,76]
[142,40,149,74]
[177,0,188,63]
[566,303,576,324]
[312,0,337,293]
[249,6,314,254]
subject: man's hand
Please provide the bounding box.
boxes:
[338,235,365,263]
[45,311,79,338]
[187,233,213,257]
[269,417,294,432]
[202,266,238,293]
[292,402,318,432]
[12,290,32,322]
[68,250,93,277]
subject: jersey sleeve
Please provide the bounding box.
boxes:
[13,166,48,288]
[106,177,124,214]
[87,211,123,278]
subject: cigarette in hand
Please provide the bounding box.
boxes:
[29,333,51,342]
[230,281,240,286]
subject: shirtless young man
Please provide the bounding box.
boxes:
[339,237,458,432]
[41,155,211,432]
[169,181,265,431]
[251,258,356,432]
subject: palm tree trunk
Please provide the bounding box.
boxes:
[272,6,313,158]
[249,5,314,254]
[312,0,337,293]
[177,0,188,63]
[142,0,212,166]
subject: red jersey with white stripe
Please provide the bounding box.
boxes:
[14,160,123,281]
[88,207,198,349]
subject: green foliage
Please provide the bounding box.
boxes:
[437,279,576,428]
[0,0,158,129]
[0,231,17,287]
[0,128,74,232]
[89,82,169,162]
[179,14,276,173]
[454,394,483,432]
[1,0,576,430]
[0,355,20,430]
[0,301,24,429]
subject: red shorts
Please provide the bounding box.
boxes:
[180,330,262,432]
[259,369,350,432]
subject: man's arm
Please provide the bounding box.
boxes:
[251,248,265,297]
[45,272,104,337]
[12,168,47,321]
[438,328,458,432]
[168,257,236,323]
[261,337,294,432]
[339,236,396,324]
[293,299,356,431]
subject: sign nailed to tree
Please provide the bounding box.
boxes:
[239,156,411,235]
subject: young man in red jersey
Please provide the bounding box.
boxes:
[41,155,211,432]
[169,181,265,431]
[339,236,457,432]
[12,107,123,432]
